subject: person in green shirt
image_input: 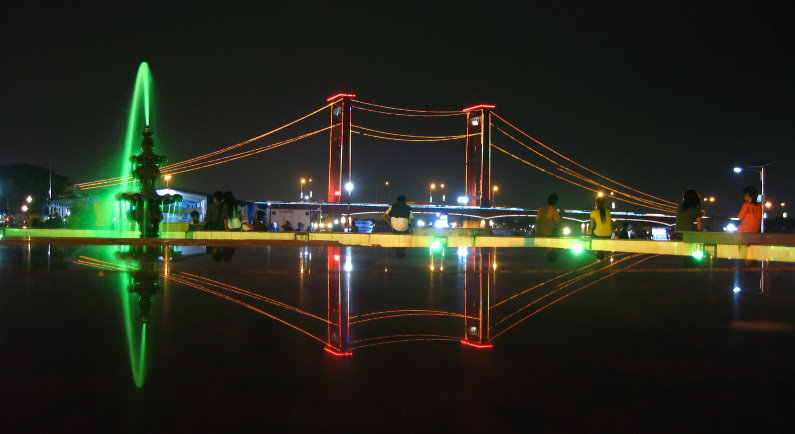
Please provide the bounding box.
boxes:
[674,189,703,238]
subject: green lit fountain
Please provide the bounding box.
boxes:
[118,126,181,238]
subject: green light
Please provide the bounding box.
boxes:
[570,243,584,254]
[691,250,705,260]
[430,240,442,252]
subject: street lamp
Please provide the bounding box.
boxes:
[344,182,354,230]
[376,180,390,203]
[733,162,774,232]
[26,195,32,204]
[440,183,446,203]
[21,204,28,212]
[492,185,499,206]
[163,175,172,188]
[429,183,436,203]
[299,178,306,201]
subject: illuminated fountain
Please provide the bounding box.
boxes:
[117,126,181,238]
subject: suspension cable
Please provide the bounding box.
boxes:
[76,103,332,188]
[491,113,677,206]
[492,145,675,213]
[352,105,465,117]
[79,126,331,190]
[493,126,676,211]
[352,99,465,114]
[352,124,469,139]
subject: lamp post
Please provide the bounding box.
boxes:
[429,183,436,203]
[163,175,172,188]
[345,182,354,230]
[492,185,499,207]
[440,183,446,203]
[733,162,774,233]
[299,178,306,201]
[376,180,390,203]
[457,196,467,227]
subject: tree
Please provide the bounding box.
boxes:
[0,164,73,215]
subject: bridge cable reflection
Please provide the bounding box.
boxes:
[490,255,659,341]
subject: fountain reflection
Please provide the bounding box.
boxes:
[76,244,185,387]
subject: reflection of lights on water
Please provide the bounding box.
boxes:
[733,286,742,293]
[562,227,571,236]
[570,243,585,254]
[430,240,442,251]
[429,265,435,271]
[333,254,340,261]
[457,246,468,257]
[344,258,353,272]
[492,262,497,270]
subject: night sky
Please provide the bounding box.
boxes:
[2,2,793,215]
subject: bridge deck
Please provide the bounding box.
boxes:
[3,228,794,263]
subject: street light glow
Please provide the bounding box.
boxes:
[344,182,354,193]
[21,204,28,212]
[26,195,32,203]
[733,167,743,173]
[457,196,468,204]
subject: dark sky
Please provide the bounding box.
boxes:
[2,2,793,215]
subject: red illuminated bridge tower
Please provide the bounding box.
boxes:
[464,104,495,207]
[327,93,355,203]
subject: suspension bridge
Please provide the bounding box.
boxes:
[74,93,680,214]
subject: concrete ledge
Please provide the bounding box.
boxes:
[3,229,794,263]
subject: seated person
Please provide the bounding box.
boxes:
[383,195,413,234]
[188,210,203,231]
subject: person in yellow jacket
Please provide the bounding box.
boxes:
[589,194,613,238]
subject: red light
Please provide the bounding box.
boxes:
[462,104,496,112]
[324,347,352,357]
[460,339,494,349]
[326,93,357,102]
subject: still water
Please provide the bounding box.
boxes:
[2,243,794,432]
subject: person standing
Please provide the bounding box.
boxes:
[674,189,703,237]
[589,195,613,238]
[383,195,413,234]
[535,193,561,237]
[737,185,762,233]
[222,191,242,231]
[204,191,225,230]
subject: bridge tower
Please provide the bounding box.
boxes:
[462,247,494,349]
[327,93,355,203]
[463,104,495,207]
[325,246,352,356]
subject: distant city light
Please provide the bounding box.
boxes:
[457,196,468,204]
[26,195,32,203]
[344,182,354,193]
[21,204,28,212]
[733,286,742,293]
[733,167,743,173]
[416,219,426,227]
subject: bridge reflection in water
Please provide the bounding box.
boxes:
[70,242,743,390]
